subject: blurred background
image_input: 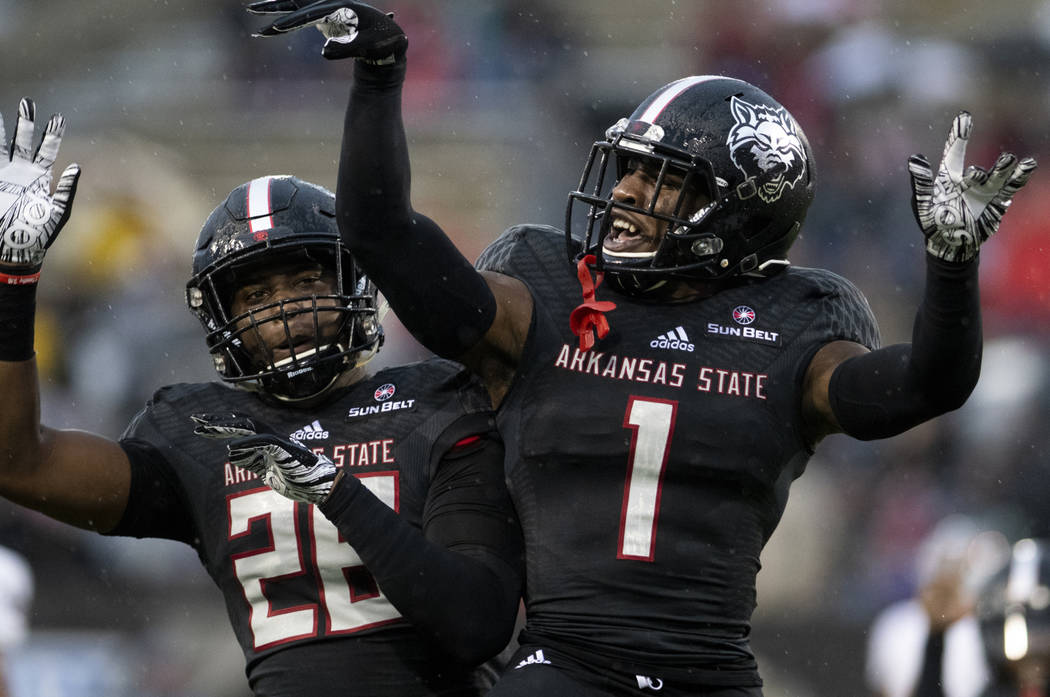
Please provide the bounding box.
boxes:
[1,0,1049,694]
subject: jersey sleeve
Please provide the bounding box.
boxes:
[796,268,881,352]
[319,416,523,666]
[106,400,197,544]
[475,225,530,275]
[475,224,574,280]
[423,413,523,572]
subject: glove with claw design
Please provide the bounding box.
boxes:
[908,111,1037,263]
[0,98,80,280]
[247,0,406,63]
[192,413,338,504]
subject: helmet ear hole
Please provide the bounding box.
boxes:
[688,237,723,259]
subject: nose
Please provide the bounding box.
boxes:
[250,289,314,333]
[611,169,652,206]
[280,297,320,330]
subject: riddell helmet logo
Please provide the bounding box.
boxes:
[726,96,806,204]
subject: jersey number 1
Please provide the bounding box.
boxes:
[618,397,677,561]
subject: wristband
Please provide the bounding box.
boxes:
[0,270,41,286]
[0,282,37,361]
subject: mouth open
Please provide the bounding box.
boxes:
[603,215,658,258]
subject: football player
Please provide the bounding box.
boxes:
[247,2,1037,695]
[0,99,522,696]
[976,538,1050,697]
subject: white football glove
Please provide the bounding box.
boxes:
[0,98,80,277]
[192,413,337,505]
[908,111,1037,262]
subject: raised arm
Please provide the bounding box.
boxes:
[192,412,523,664]
[247,1,532,404]
[802,112,1037,444]
[0,99,131,531]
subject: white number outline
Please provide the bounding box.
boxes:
[227,472,401,650]
[618,397,677,561]
[317,472,403,636]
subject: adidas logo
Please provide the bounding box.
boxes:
[291,420,329,440]
[514,649,552,669]
[649,326,695,352]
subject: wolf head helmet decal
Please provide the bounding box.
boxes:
[726,96,807,204]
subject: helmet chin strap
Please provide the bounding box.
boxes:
[744,257,790,277]
[259,343,349,403]
[605,269,669,296]
[266,367,344,404]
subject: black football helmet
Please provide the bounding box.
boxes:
[186,175,382,402]
[977,538,1050,679]
[566,75,815,294]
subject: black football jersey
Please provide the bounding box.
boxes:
[109,359,494,697]
[476,225,879,686]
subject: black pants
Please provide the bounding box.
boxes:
[486,644,764,697]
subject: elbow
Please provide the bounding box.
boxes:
[917,353,981,416]
[924,379,977,416]
[430,573,521,665]
[438,609,518,666]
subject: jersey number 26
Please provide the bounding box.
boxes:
[228,473,400,650]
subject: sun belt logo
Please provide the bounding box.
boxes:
[707,304,781,346]
[291,420,329,440]
[726,95,806,204]
[650,325,694,352]
[348,382,417,419]
[732,305,756,325]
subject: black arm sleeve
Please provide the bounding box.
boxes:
[829,255,982,440]
[318,430,523,665]
[336,60,496,358]
[0,283,37,361]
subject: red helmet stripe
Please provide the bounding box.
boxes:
[247,176,276,234]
